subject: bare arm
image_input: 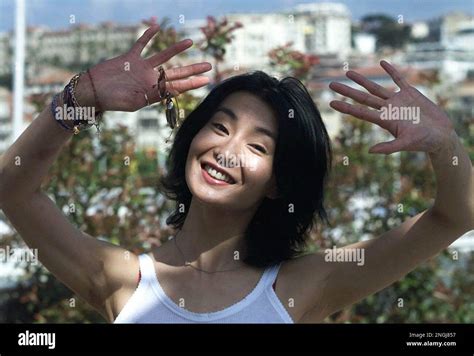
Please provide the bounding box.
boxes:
[292,60,473,322]
[0,25,212,321]
[0,99,140,321]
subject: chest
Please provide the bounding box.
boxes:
[154,264,264,313]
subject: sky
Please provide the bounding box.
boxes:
[0,0,473,32]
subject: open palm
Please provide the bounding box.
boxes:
[329,60,455,154]
[85,25,212,112]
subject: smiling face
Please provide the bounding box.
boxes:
[185,91,279,211]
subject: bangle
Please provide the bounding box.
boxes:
[64,73,91,134]
[50,93,75,133]
[84,69,103,135]
[86,69,103,114]
[67,73,83,118]
[56,71,103,136]
[87,69,103,117]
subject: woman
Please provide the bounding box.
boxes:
[0,25,472,323]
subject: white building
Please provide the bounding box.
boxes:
[182,2,352,72]
[291,2,351,57]
[225,13,302,71]
[450,25,474,51]
[0,87,12,153]
[404,43,474,83]
[0,22,145,77]
[403,13,474,83]
[105,107,173,155]
[438,12,474,46]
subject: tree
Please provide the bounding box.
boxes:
[268,42,319,82]
[359,14,411,50]
[197,16,243,83]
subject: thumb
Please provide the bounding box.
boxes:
[369,138,406,154]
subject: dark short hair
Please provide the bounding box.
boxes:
[159,71,332,268]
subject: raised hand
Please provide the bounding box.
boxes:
[329,60,455,154]
[77,25,212,112]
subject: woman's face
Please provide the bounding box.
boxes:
[185,91,279,211]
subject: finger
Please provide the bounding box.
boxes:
[131,25,160,55]
[329,82,385,110]
[330,100,382,125]
[346,70,392,99]
[166,76,211,95]
[369,138,408,155]
[147,39,193,67]
[145,76,210,104]
[154,62,212,81]
[380,60,409,89]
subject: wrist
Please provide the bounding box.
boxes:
[52,92,75,130]
[429,130,459,159]
[74,72,98,110]
[51,70,104,135]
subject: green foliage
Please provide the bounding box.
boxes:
[197,16,243,83]
[0,74,12,90]
[268,42,319,82]
[315,115,473,323]
[198,16,243,62]
[360,14,411,49]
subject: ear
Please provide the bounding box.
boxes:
[266,174,280,200]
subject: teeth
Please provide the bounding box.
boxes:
[204,164,232,183]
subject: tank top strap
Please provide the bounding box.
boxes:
[138,253,158,284]
[263,262,282,289]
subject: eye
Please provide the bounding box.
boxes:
[249,144,267,154]
[212,123,228,134]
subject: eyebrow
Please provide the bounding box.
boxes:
[214,106,277,142]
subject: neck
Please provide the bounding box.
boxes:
[174,197,259,271]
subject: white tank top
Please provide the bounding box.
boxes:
[114,253,294,323]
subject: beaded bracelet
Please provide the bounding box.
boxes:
[65,72,99,134]
[51,71,103,135]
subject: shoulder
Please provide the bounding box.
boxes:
[104,240,193,322]
[101,251,140,323]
